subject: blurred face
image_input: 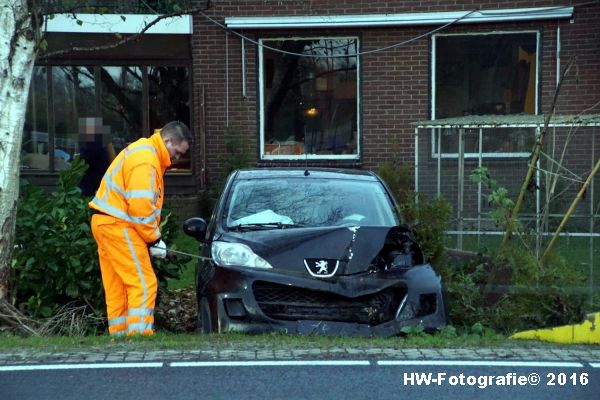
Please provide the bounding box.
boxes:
[164,137,189,161]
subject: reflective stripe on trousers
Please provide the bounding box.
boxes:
[91,214,157,336]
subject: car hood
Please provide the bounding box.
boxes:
[215,225,411,276]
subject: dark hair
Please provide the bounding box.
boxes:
[160,121,191,144]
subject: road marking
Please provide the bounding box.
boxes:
[170,360,371,367]
[1,360,593,371]
[377,360,584,368]
[0,362,164,372]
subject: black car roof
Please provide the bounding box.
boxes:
[234,168,379,181]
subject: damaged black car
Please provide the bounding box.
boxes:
[183,168,446,336]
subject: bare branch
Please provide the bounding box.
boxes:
[500,56,576,248]
[0,299,40,336]
[40,4,213,60]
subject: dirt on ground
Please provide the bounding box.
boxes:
[155,288,198,333]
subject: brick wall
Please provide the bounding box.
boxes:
[190,0,600,187]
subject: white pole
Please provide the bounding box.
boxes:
[536,137,541,259]
[414,127,419,204]
[457,128,465,250]
[437,127,441,197]
[590,128,596,306]
[478,128,483,248]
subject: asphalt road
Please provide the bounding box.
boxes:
[1,360,598,400]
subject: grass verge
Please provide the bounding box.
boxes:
[167,232,199,290]
[0,330,513,352]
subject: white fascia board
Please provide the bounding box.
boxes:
[225,6,573,29]
[45,14,192,34]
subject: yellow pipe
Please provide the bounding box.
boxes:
[510,312,600,344]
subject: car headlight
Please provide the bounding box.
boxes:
[211,241,272,269]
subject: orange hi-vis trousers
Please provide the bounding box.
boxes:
[91,213,157,336]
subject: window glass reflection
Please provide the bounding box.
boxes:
[149,66,190,170]
[22,66,48,170]
[261,38,358,158]
[438,127,536,155]
[434,33,538,157]
[21,64,191,173]
[53,66,95,170]
[100,66,143,152]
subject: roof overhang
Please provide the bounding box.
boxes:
[413,114,600,129]
[224,6,573,29]
[44,14,193,34]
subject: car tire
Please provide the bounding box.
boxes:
[197,296,212,334]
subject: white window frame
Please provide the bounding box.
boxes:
[431,30,540,159]
[258,36,360,161]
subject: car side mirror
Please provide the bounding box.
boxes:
[183,217,208,241]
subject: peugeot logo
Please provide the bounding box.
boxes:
[304,258,340,278]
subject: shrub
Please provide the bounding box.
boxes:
[441,244,588,334]
[442,163,589,333]
[380,162,588,334]
[378,161,452,265]
[14,159,103,318]
[12,158,188,321]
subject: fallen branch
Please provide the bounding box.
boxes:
[0,299,102,337]
[0,299,40,336]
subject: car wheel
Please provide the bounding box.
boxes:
[197,296,213,334]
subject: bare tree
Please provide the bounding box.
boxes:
[0,0,211,302]
[0,0,38,300]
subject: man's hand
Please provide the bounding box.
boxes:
[150,240,167,259]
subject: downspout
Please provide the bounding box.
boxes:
[200,84,207,189]
[241,36,247,99]
[225,31,229,127]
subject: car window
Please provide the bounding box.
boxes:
[225,177,399,228]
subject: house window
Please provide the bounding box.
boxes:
[100,66,144,152]
[21,64,191,175]
[53,66,95,166]
[259,37,359,159]
[148,66,191,169]
[432,32,539,157]
[22,66,48,169]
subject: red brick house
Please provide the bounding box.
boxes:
[23,1,600,221]
[190,0,599,191]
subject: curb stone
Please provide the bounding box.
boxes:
[0,347,599,365]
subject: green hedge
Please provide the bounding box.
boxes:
[13,158,188,322]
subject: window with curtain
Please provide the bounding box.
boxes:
[432,32,538,158]
[259,37,359,159]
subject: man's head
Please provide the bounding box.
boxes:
[160,121,190,161]
[79,117,110,145]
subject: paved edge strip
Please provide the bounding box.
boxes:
[377,360,584,368]
[170,360,371,367]
[0,362,164,371]
[2,360,597,371]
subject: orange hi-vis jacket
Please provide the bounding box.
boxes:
[89,131,171,244]
[89,131,171,336]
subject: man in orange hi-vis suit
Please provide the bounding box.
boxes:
[89,121,190,336]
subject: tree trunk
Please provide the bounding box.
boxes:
[0,1,36,300]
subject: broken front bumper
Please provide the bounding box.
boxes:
[204,263,447,336]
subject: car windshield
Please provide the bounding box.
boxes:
[225,177,400,229]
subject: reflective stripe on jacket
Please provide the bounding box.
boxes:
[89,131,171,244]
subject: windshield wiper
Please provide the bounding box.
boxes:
[228,222,305,231]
